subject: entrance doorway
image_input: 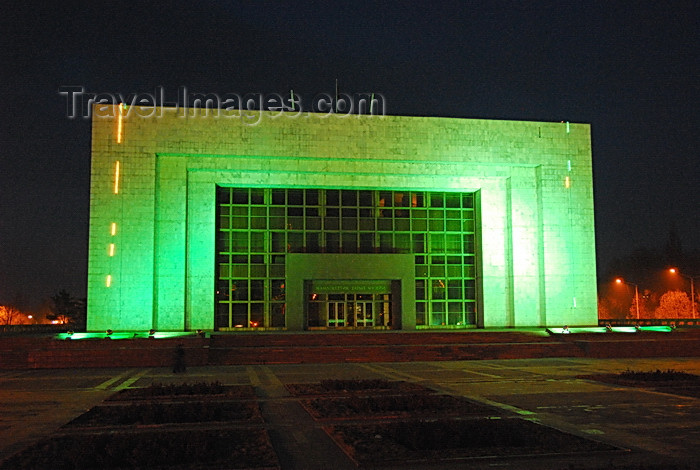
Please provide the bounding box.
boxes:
[308,292,391,329]
[326,301,374,327]
[353,302,373,327]
[327,302,346,327]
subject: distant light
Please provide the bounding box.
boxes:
[109,243,115,256]
[564,176,570,188]
[615,278,623,284]
[669,268,677,274]
[113,161,120,194]
[106,274,112,287]
[110,222,117,236]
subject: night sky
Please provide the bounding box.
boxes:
[1,1,698,310]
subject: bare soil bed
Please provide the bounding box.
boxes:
[325,417,620,466]
[0,428,279,470]
[581,370,700,398]
[63,400,262,428]
[286,378,434,396]
[0,382,278,470]
[301,394,505,421]
[107,382,256,401]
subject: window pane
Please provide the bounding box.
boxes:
[232,304,247,327]
[342,190,357,206]
[232,189,248,204]
[305,189,319,205]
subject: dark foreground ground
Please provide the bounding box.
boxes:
[1,356,698,469]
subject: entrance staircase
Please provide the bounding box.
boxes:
[1,329,699,369]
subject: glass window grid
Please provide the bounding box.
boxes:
[216,187,477,329]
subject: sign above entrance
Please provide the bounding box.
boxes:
[312,280,392,294]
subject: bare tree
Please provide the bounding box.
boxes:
[0,305,22,325]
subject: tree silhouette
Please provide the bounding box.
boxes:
[664,223,684,269]
[48,290,86,327]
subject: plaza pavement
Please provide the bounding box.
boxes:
[1,357,698,469]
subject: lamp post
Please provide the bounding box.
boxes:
[669,268,697,319]
[615,278,640,319]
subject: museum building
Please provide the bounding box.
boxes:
[86,105,597,332]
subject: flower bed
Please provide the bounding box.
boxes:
[0,381,279,469]
[63,400,262,428]
[325,418,619,466]
[107,382,256,401]
[581,369,700,398]
[0,428,279,470]
[301,394,504,420]
[286,379,433,396]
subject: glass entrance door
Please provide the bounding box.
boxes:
[354,302,374,327]
[327,302,345,327]
[310,292,391,329]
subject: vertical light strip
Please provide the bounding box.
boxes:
[565,176,571,188]
[110,222,117,236]
[116,104,123,143]
[113,161,120,194]
[108,243,115,256]
[106,275,112,287]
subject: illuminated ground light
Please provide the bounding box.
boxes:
[55,331,198,340]
[546,326,673,335]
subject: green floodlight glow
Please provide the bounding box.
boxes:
[55,331,196,341]
[547,326,673,335]
[148,331,195,339]
[639,326,674,333]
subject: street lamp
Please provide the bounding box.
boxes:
[615,278,640,319]
[669,268,697,319]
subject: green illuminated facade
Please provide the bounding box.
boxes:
[87,106,597,331]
